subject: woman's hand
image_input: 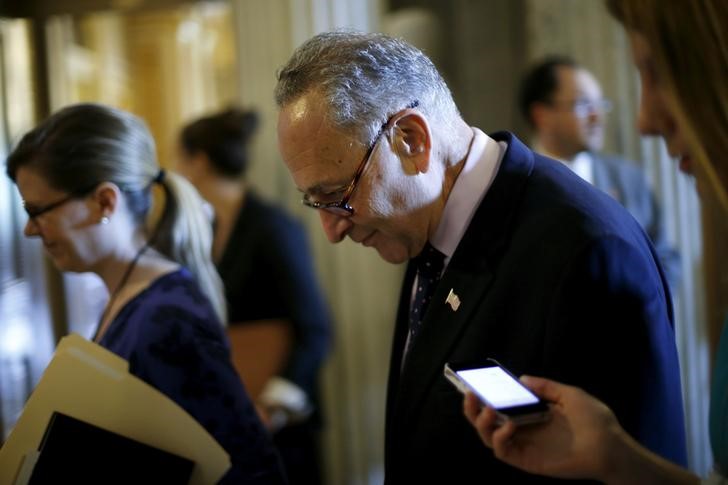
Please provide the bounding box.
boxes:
[463,375,623,481]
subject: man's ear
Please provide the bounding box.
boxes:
[391,110,431,174]
[92,182,121,221]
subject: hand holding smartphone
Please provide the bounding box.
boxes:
[444,358,550,426]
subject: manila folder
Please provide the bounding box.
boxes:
[0,333,230,484]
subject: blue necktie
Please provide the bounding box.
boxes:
[408,242,445,344]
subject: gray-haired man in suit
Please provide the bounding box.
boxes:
[275,32,687,484]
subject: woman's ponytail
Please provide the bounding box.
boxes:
[151,170,227,325]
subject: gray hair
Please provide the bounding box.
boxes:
[275,30,460,144]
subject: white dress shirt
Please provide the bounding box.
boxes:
[534,144,594,185]
[431,128,507,265]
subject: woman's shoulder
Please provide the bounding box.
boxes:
[143,268,209,303]
[144,268,222,324]
[120,268,224,343]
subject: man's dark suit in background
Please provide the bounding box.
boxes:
[592,154,681,287]
[519,56,681,289]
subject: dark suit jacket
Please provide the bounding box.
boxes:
[592,153,681,290]
[383,132,687,484]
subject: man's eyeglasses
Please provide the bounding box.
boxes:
[302,100,419,216]
[550,97,613,118]
[23,185,97,220]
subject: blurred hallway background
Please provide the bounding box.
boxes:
[1,1,725,483]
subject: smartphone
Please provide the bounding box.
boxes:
[444,358,550,425]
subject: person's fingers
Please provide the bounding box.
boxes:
[473,405,500,448]
[463,392,481,424]
[491,419,517,460]
[520,375,570,402]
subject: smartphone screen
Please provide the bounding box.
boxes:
[444,360,549,425]
[456,366,539,410]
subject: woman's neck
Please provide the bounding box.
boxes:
[93,244,179,343]
[195,177,246,263]
[95,236,148,295]
[197,177,246,217]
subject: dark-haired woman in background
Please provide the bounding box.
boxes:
[6,103,286,484]
[178,107,332,485]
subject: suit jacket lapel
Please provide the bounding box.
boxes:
[386,131,536,434]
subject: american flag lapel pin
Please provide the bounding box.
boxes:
[445,288,461,311]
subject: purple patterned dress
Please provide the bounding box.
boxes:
[98,269,286,484]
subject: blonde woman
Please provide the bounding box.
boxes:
[464,1,728,483]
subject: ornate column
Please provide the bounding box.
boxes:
[231,2,402,484]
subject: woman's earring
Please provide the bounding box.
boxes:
[100,216,110,225]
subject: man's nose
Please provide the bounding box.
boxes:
[637,94,659,136]
[587,106,602,123]
[319,210,352,243]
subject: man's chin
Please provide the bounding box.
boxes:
[374,245,409,265]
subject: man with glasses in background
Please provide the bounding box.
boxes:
[274,31,687,483]
[519,56,680,289]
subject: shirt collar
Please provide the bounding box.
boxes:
[431,128,505,265]
[532,143,594,184]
